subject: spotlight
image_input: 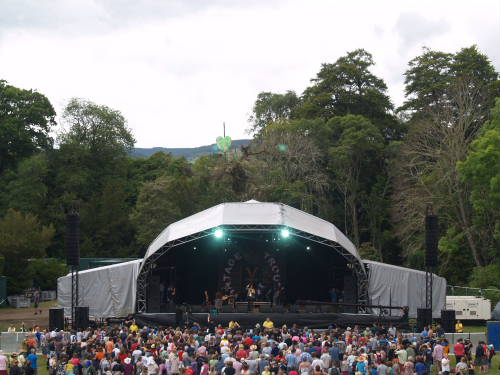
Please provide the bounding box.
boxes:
[214,228,224,238]
[193,246,197,250]
[280,229,290,238]
[306,246,311,251]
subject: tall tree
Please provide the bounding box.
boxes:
[325,115,385,246]
[296,49,402,141]
[248,91,299,134]
[0,80,56,173]
[400,46,499,119]
[392,78,494,270]
[49,98,136,257]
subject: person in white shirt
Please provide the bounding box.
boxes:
[441,353,450,375]
[320,352,331,369]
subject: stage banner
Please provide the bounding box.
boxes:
[219,250,285,302]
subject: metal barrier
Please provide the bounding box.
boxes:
[0,332,29,354]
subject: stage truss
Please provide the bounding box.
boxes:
[135,225,369,313]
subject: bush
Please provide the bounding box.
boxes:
[469,264,500,289]
[31,259,68,290]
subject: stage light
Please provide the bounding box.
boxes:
[281,229,290,238]
[306,246,311,251]
[214,228,224,238]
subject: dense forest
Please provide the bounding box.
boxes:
[0,46,499,295]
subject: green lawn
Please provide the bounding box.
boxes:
[462,325,488,333]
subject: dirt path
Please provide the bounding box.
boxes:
[0,301,56,330]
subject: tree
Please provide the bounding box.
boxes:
[60,98,135,156]
[326,115,385,246]
[80,180,136,257]
[457,99,499,266]
[0,80,56,173]
[31,259,68,290]
[248,91,299,134]
[246,121,329,213]
[297,49,402,141]
[0,209,54,293]
[400,48,453,113]
[392,78,494,272]
[0,154,49,217]
[130,175,195,248]
[400,46,499,120]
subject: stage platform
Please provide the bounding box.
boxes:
[135,311,408,329]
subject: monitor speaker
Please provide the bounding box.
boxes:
[49,308,65,331]
[66,213,80,266]
[417,308,432,331]
[441,310,456,333]
[75,306,89,329]
[425,215,439,267]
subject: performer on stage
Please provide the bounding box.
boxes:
[246,283,256,309]
[214,291,223,311]
[167,284,176,306]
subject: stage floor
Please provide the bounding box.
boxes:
[135,311,407,329]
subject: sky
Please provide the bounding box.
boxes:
[1,0,499,148]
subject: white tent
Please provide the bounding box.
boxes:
[58,259,141,318]
[364,260,447,318]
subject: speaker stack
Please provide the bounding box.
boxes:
[75,306,89,329]
[441,310,456,333]
[417,308,433,331]
[49,308,65,331]
[425,214,439,268]
[66,213,80,266]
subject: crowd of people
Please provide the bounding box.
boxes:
[0,319,497,375]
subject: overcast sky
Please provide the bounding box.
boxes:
[1,0,499,148]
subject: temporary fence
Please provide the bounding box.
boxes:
[0,332,29,354]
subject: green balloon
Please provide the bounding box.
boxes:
[216,136,232,151]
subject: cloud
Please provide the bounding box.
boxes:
[395,12,449,51]
[0,0,498,148]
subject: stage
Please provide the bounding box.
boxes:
[58,201,447,322]
[135,311,408,329]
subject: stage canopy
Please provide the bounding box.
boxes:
[142,200,361,266]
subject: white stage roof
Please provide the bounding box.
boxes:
[143,200,361,263]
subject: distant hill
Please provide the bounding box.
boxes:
[130,139,252,160]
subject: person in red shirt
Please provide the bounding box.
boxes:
[454,339,465,364]
[236,344,248,360]
[244,337,254,347]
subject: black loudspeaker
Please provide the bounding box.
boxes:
[417,308,433,331]
[425,215,439,267]
[175,307,183,326]
[441,310,456,333]
[146,275,161,313]
[49,308,65,331]
[75,306,89,329]
[66,213,80,266]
